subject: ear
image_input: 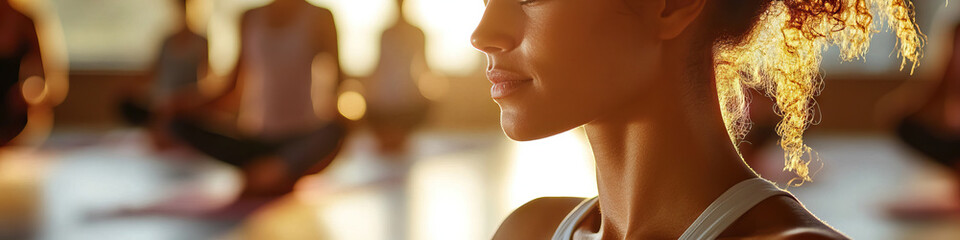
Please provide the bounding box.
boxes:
[656,0,707,40]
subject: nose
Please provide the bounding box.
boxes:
[470,3,518,54]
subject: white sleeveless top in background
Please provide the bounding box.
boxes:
[552,178,795,240]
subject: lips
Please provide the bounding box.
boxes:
[487,69,532,99]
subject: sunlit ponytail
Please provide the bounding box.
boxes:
[713,0,924,185]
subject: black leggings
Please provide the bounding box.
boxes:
[120,99,346,177]
[1,86,27,146]
[169,118,346,177]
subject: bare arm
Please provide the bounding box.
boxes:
[310,8,346,121]
[176,15,248,114]
[317,9,343,87]
[214,24,243,101]
[18,18,44,105]
[19,21,43,80]
[412,27,430,82]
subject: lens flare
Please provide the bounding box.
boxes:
[337,91,367,121]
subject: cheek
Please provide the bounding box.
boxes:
[528,13,660,119]
[497,1,662,140]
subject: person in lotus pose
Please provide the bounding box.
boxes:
[119,0,347,217]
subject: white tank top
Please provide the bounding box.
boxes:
[551,178,794,240]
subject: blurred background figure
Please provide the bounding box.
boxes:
[0,1,44,238]
[118,0,209,151]
[0,0,67,239]
[0,0,44,146]
[365,0,431,154]
[888,22,960,219]
[114,0,348,218]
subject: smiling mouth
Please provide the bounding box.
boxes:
[490,80,531,99]
[487,69,532,99]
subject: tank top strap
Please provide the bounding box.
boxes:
[679,178,795,240]
[551,196,599,240]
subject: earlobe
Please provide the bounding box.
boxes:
[657,0,706,40]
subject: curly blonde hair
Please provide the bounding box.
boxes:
[713,0,923,185]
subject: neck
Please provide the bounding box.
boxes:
[584,48,757,239]
[175,25,192,36]
[273,0,302,7]
[173,14,189,34]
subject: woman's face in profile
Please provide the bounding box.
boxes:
[472,0,666,140]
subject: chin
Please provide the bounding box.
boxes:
[502,126,540,141]
[500,112,566,142]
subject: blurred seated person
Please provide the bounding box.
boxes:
[120,0,209,150]
[889,23,960,219]
[365,0,431,154]
[0,0,44,146]
[118,0,347,217]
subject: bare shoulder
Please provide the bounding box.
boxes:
[314,6,334,18]
[239,9,259,28]
[721,196,848,240]
[492,197,586,240]
[723,228,848,240]
[242,7,263,19]
[307,7,336,33]
[303,5,334,21]
[775,228,849,240]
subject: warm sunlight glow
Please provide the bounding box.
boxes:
[409,153,486,240]
[186,0,212,35]
[206,0,267,76]
[207,0,484,77]
[21,76,47,105]
[417,72,449,101]
[312,53,340,121]
[316,189,391,240]
[0,148,48,185]
[505,129,598,211]
[407,0,485,76]
[310,0,393,76]
[337,91,367,121]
